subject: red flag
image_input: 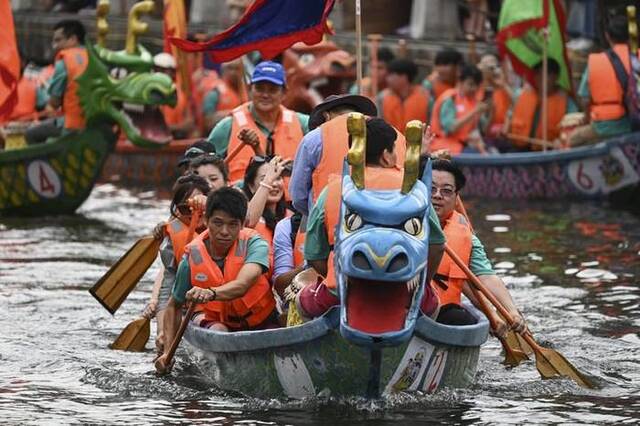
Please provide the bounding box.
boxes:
[0,0,20,120]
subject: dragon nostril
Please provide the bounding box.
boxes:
[352,251,372,271]
[387,253,408,273]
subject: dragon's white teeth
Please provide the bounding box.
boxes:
[123,102,145,113]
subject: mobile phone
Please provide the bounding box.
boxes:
[483,87,494,102]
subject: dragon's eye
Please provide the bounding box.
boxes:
[344,213,363,232]
[110,67,128,79]
[403,217,422,236]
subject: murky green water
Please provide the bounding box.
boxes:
[1,185,639,425]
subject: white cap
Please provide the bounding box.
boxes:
[153,52,176,69]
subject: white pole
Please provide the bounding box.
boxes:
[355,0,363,94]
[541,26,549,150]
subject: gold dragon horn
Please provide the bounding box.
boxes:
[347,112,366,190]
[401,120,424,194]
[96,0,110,47]
[125,0,154,54]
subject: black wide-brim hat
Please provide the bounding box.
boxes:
[308,94,378,130]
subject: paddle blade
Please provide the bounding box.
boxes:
[505,329,534,356]
[90,236,161,314]
[500,338,529,367]
[534,345,596,389]
[111,317,150,352]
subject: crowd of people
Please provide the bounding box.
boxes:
[2,11,637,375]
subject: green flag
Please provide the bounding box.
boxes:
[497,0,573,92]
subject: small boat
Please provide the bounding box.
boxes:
[453,134,640,203]
[182,116,489,399]
[0,18,175,216]
[184,306,488,399]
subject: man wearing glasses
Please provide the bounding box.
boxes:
[428,159,524,335]
[207,61,309,185]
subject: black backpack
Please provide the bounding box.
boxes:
[606,47,640,131]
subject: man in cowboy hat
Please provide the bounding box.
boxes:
[289,94,381,216]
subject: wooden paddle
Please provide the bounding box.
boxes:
[444,244,595,389]
[156,301,196,374]
[110,209,202,351]
[453,196,528,366]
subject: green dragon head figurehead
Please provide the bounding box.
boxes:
[76,41,177,149]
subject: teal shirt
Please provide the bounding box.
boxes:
[304,185,446,262]
[202,88,221,115]
[48,60,67,99]
[578,66,631,136]
[171,234,270,304]
[207,104,310,156]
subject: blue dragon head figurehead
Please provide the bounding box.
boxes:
[335,114,433,347]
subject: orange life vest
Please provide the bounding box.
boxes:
[510,87,568,149]
[292,221,306,268]
[164,218,193,264]
[432,210,473,306]
[426,72,454,101]
[187,228,276,329]
[588,44,638,122]
[10,77,37,121]
[56,47,88,129]
[227,103,304,185]
[381,85,430,132]
[254,218,273,247]
[430,88,479,154]
[477,85,511,129]
[323,167,404,289]
[162,85,190,126]
[213,80,244,113]
[312,114,407,204]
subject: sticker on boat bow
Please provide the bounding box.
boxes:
[384,337,435,394]
[421,348,448,394]
[568,147,639,195]
[27,160,61,198]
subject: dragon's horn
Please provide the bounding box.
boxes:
[126,0,154,54]
[96,0,110,47]
[628,6,638,52]
[347,112,366,190]
[401,120,424,194]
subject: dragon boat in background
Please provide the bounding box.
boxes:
[453,133,640,205]
[182,115,489,399]
[0,1,175,216]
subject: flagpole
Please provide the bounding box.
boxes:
[368,34,382,99]
[541,26,549,151]
[355,0,363,94]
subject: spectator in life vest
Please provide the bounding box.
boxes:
[378,59,430,132]
[476,53,513,141]
[154,53,196,139]
[25,20,87,145]
[202,60,247,134]
[425,159,524,335]
[207,61,309,185]
[430,65,489,155]
[507,59,579,151]
[243,155,293,246]
[155,187,276,372]
[295,118,445,319]
[289,94,379,215]
[144,174,210,355]
[349,47,395,98]
[569,15,633,147]
[422,48,464,107]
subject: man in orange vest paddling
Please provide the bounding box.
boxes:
[25,20,87,144]
[426,158,524,334]
[569,15,635,146]
[156,187,276,373]
[295,118,445,319]
[207,61,309,185]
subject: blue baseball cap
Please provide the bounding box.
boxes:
[251,61,286,86]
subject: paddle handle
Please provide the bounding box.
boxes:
[224,141,246,166]
[164,302,196,368]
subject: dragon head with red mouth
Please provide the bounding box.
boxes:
[335,116,433,347]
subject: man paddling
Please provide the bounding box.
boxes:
[425,158,525,335]
[155,188,276,374]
